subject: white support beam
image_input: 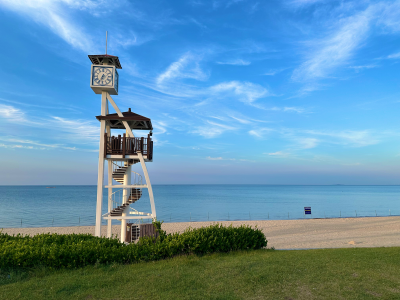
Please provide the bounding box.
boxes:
[107,92,156,221]
[106,121,112,238]
[102,215,153,220]
[95,91,108,237]
[120,163,130,243]
[107,159,112,238]
[138,152,156,220]
[105,184,148,189]
[106,93,135,138]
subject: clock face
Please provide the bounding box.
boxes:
[92,66,113,86]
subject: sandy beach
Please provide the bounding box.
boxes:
[2,216,399,249]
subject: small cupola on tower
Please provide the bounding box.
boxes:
[95,108,153,130]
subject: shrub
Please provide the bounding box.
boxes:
[0,223,267,270]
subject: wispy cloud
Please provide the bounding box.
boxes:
[157,52,208,84]
[193,120,236,138]
[292,9,372,83]
[250,127,383,151]
[283,107,306,113]
[266,106,308,113]
[229,115,252,124]
[248,128,273,138]
[152,121,168,134]
[213,0,247,9]
[303,129,380,147]
[0,104,25,121]
[295,137,319,149]
[206,156,224,160]
[376,1,400,33]
[216,59,251,66]
[0,143,35,150]
[265,151,290,157]
[288,0,326,6]
[0,0,100,52]
[349,64,378,72]
[206,156,253,162]
[387,52,400,59]
[262,68,287,76]
[209,81,270,105]
[0,105,99,147]
[188,17,207,29]
[51,117,99,143]
[113,31,153,48]
[0,137,77,151]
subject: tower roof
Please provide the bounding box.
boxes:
[96,108,152,130]
[88,54,122,69]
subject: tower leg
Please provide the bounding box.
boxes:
[138,153,156,220]
[95,91,107,237]
[120,163,131,243]
[107,160,112,238]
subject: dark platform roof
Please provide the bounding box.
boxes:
[96,108,152,130]
[88,54,122,69]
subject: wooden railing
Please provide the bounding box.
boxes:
[104,133,153,159]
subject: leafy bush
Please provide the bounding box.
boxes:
[0,223,267,270]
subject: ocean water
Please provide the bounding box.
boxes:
[0,185,399,228]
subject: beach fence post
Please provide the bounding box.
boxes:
[20,219,22,227]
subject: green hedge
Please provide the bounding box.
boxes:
[0,223,267,270]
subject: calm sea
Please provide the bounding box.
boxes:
[0,185,399,228]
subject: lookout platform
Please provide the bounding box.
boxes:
[104,133,153,160]
[96,108,153,161]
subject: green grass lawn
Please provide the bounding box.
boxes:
[1,247,400,299]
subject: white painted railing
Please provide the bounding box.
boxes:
[112,161,143,185]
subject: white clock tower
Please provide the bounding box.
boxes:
[89,53,156,242]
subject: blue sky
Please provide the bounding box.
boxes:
[0,0,400,185]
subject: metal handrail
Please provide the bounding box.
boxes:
[109,161,143,215]
[109,188,143,215]
[112,161,143,185]
[110,189,124,211]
